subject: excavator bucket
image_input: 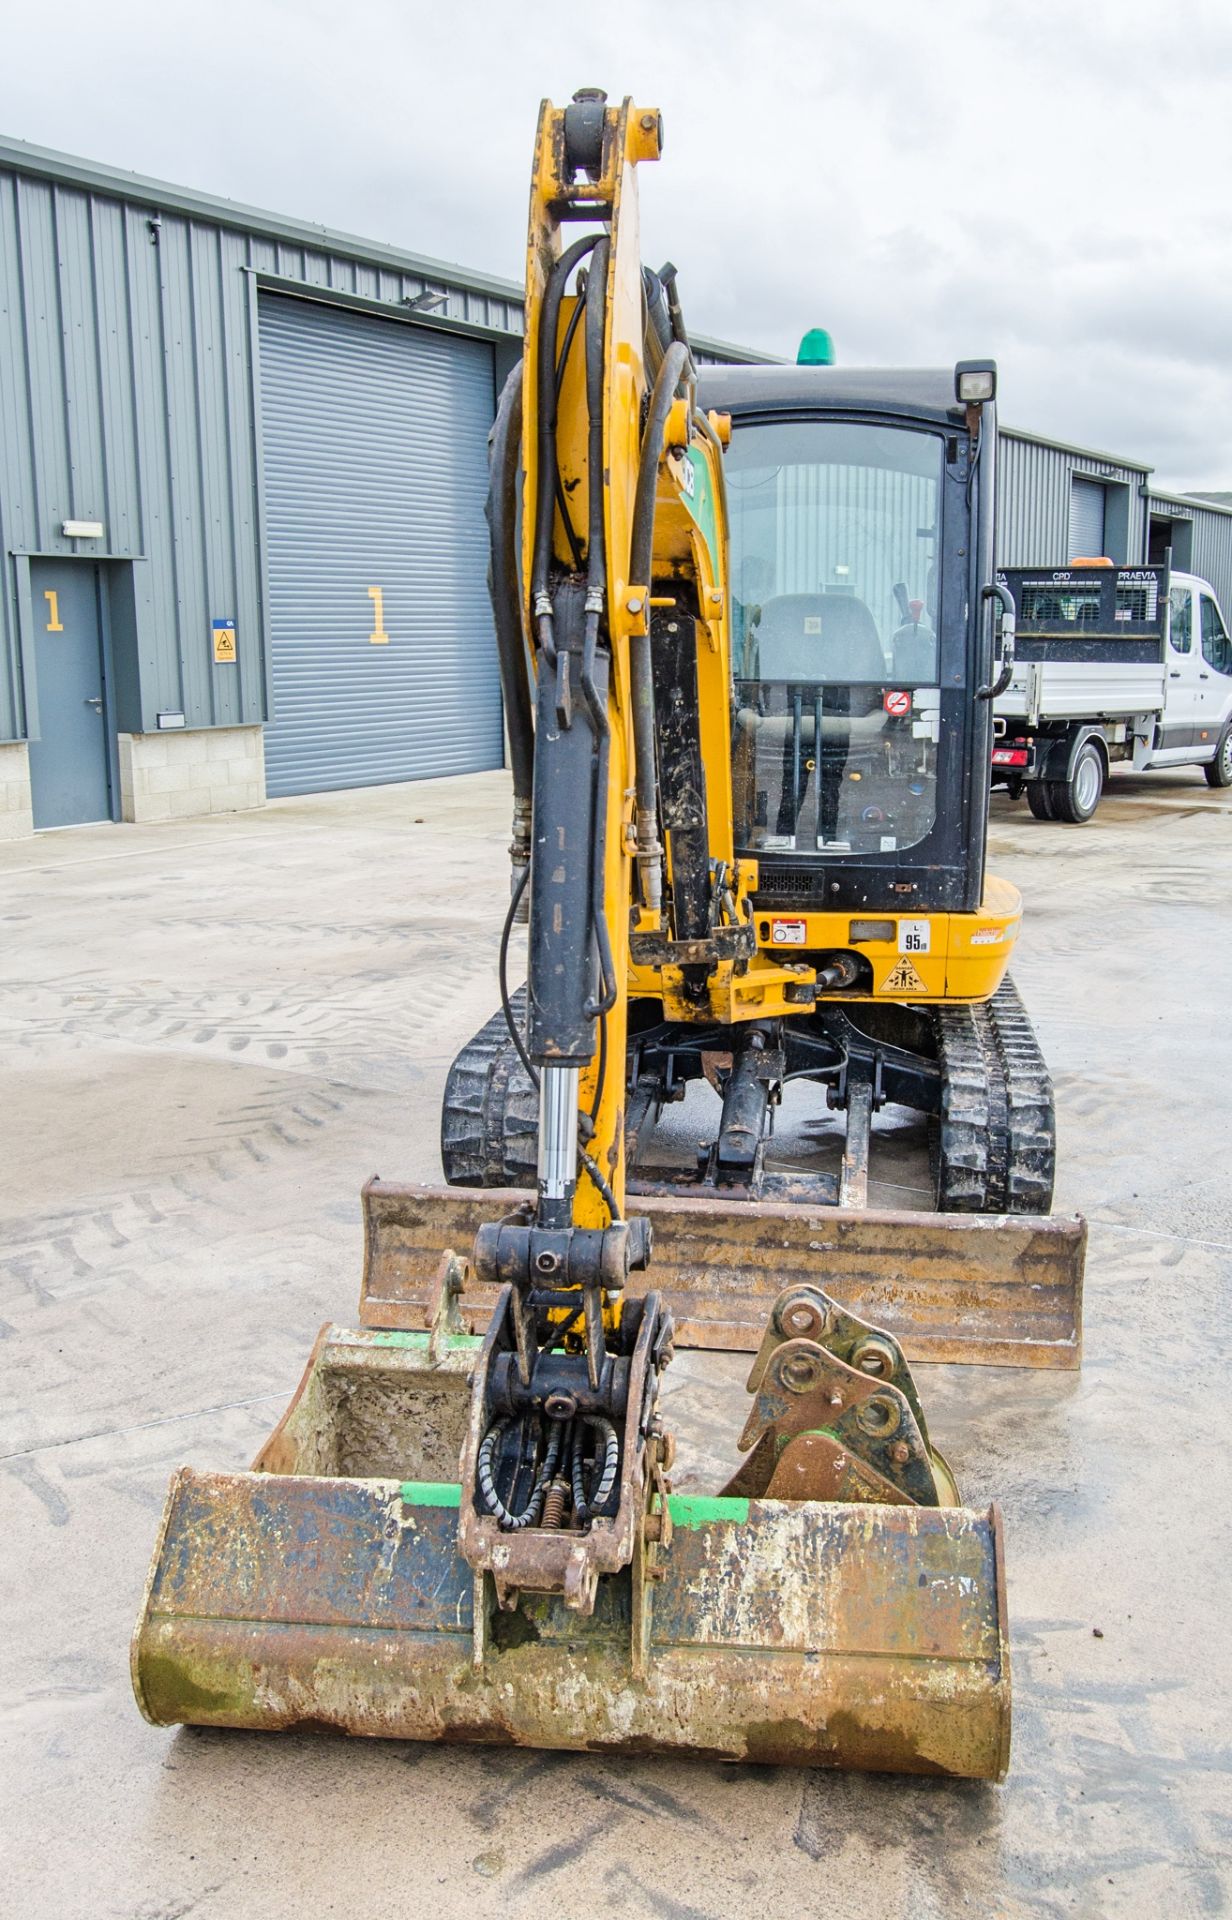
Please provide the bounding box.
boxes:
[133,1319,1011,1778]
[359,1181,1085,1369]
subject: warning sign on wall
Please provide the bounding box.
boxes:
[212,619,237,664]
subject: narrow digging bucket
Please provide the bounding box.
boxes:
[360,1181,1085,1368]
[132,1323,1010,1779]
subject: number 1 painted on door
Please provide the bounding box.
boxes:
[367,586,390,645]
[44,589,64,632]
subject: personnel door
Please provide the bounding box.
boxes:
[1152,584,1205,758]
[27,560,113,828]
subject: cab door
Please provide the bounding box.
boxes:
[1153,584,1205,759]
[1197,591,1232,754]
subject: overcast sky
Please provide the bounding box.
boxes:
[3,1,1230,489]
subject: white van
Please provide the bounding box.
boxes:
[992,565,1232,820]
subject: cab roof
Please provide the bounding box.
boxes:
[696,363,968,427]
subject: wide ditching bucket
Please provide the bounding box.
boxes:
[130,1178,1082,1780]
[133,1322,1011,1778]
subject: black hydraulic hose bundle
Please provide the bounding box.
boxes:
[487,364,535,821]
[478,1414,564,1531]
[628,337,691,913]
[477,1409,619,1532]
[629,339,690,593]
[530,232,602,655]
[551,282,592,570]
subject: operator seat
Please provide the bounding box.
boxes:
[755,592,885,684]
[743,592,888,741]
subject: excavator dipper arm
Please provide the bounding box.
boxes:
[453,88,708,1617]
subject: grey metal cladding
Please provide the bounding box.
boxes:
[1191,514,1232,615]
[996,431,1148,571]
[257,293,503,796]
[1146,492,1232,614]
[0,168,264,734]
[0,149,532,747]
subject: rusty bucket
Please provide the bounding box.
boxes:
[132,1321,1011,1779]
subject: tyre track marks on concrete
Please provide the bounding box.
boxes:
[0,958,496,1086]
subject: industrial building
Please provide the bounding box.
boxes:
[2,135,1230,838]
[997,428,1232,593]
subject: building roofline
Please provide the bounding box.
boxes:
[1147,486,1232,519]
[693,333,782,366]
[0,132,771,365]
[999,421,1153,474]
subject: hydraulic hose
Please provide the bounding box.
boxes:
[629,339,690,594]
[487,362,535,824]
[531,234,602,655]
[627,338,690,912]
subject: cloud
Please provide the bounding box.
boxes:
[2,0,1229,488]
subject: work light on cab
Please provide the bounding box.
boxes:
[955,361,996,404]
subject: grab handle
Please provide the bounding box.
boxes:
[977,582,1016,701]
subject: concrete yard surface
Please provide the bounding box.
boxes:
[2,768,1230,1919]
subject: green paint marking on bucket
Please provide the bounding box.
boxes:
[358,1328,481,1352]
[666,1494,750,1528]
[397,1486,749,1525]
[400,1481,463,1507]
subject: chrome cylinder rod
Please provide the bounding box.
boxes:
[537,1064,579,1226]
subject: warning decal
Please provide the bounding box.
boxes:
[883,689,911,716]
[879,956,927,994]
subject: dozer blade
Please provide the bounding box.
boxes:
[360,1181,1084,1368]
[132,1323,1010,1778]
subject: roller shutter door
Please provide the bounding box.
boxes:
[1068,477,1106,560]
[258,295,502,795]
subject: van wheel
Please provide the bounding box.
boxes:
[1204,724,1232,789]
[1026,782,1054,820]
[1051,740,1104,823]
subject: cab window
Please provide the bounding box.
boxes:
[1200,595,1232,676]
[726,418,944,859]
[1169,587,1192,653]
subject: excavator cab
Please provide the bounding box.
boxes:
[713,371,996,907]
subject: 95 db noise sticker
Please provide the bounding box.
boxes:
[898,919,931,954]
[770,919,807,945]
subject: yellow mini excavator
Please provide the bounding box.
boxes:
[132,91,1085,1778]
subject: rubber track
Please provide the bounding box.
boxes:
[932,975,1055,1214]
[440,992,538,1188]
